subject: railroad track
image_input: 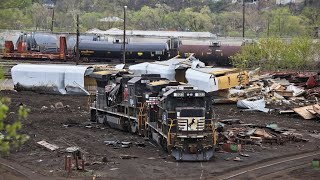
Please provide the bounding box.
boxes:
[215,150,320,180]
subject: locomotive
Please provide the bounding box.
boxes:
[89,71,216,161]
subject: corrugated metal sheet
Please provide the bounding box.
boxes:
[128,57,195,81]
[185,69,218,92]
[11,64,94,95]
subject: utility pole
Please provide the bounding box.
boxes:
[76,14,80,65]
[267,17,270,38]
[278,14,281,37]
[51,8,54,33]
[123,6,127,65]
[242,0,245,39]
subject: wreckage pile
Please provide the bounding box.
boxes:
[217,119,308,152]
[221,71,320,120]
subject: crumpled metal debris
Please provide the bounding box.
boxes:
[237,96,271,113]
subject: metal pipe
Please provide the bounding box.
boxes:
[123,6,127,64]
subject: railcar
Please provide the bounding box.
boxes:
[79,41,170,61]
[176,44,241,66]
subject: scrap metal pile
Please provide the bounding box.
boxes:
[217,119,308,152]
[214,71,320,156]
[220,70,320,120]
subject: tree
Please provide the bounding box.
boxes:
[0,71,29,155]
[0,0,33,9]
[231,37,320,71]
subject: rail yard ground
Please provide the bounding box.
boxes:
[1,90,320,179]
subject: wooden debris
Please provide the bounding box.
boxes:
[213,98,238,104]
[274,90,293,97]
[279,110,295,114]
[253,129,273,138]
[313,104,320,116]
[293,105,317,120]
[270,83,285,91]
[37,140,59,151]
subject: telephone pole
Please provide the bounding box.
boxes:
[123,6,127,65]
[242,0,245,39]
[76,14,80,65]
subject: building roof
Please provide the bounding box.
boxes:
[86,28,217,39]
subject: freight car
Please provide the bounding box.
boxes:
[2,31,242,66]
[90,71,216,161]
[15,32,58,53]
[176,43,241,66]
[78,40,170,61]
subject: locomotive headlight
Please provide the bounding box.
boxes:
[195,93,205,97]
[174,92,184,97]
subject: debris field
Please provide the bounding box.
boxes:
[1,81,320,179]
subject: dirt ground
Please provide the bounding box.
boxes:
[1,90,320,179]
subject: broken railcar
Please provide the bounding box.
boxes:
[90,71,216,161]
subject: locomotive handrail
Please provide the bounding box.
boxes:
[167,118,177,146]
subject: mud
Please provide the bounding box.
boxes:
[0,90,320,179]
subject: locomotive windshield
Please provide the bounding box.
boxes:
[178,109,204,117]
[167,97,205,110]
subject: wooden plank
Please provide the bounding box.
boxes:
[293,105,316,120]
[313,104,320,115]
[274,90,293,97]
[37,140,59,151]
[279,110,295,114]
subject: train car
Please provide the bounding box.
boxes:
[89,71,216,161]
[177,43,241,66]
[15,32,58,53]
[79,40,170,61]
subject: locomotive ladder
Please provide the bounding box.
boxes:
[137,102,147,136]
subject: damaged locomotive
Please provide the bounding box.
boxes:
[89,71,216,161]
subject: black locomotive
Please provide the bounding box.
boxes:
[90,71,216,161]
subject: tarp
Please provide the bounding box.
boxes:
[11,64,94,95]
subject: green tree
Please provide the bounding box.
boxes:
[0,72,29,155]
[231,37,320,70]
[0,0,33,9]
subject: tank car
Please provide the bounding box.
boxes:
[16,32,58,53]
[177,43,241,66]
[78,41,170,61]
[90,72,216,161]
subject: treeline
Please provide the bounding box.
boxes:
[0,0,319,38]
[232,37,320,70]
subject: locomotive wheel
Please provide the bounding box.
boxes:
[160,137,168,152]
[130,121,138,134]
[90,110,97,122]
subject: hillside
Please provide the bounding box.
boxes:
[0,0,319,37]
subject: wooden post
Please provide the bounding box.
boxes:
[64,155,67,170]
[67,155,72,176]
[75,156,79,170]
[81,159,85,171]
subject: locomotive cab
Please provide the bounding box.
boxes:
[146,85,215,161]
